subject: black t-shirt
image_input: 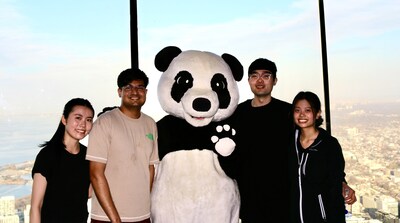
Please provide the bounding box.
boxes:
[32,142,90,223]
[228,98,293,222]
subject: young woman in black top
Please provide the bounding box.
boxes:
[30,98,94,223]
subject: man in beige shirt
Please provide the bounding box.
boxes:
[86,68,159,223]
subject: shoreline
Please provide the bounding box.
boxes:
[0,160,33,185]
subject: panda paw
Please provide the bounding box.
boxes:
[211,124,236,157]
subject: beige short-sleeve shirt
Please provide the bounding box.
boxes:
[86,108,159,222]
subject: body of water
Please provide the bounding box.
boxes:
[0,184,31,198]
[0,114,83,199]
[0,114,60,166]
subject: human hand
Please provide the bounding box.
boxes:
[342,182,357,205]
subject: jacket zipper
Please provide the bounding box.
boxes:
[318,194,327,222]
[295,130,305,223]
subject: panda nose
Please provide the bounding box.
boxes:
[192,98,211,112]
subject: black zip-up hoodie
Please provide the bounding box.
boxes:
[288,127,346,223]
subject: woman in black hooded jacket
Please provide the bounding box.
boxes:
[288,91,346,223]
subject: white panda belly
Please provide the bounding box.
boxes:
[151,149,240,223]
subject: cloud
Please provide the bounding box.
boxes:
[1,0,399,117]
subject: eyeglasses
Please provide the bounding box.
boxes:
[249,72,273,81]
[122,84,146,93]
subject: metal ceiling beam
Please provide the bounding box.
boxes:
[130,0,139,68]
[318,0,331,134]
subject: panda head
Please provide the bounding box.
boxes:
[155,46,243,127]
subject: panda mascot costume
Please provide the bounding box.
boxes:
[151,46,243,223]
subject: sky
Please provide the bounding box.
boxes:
[0,0,399,123]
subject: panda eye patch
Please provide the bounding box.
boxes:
[171,71,193,103]
[215,81,226,89]
[174,71,193,86]
[176,76,189,85]
[211,73,231,109]
[211,73,227,90]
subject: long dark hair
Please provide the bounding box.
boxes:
[39,98,95,148]
[292,91,324,127]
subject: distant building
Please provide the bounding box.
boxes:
[0,196,16,216]
[347,127,359,136]
[375,210,399,223]
[346,217,383,222]
[377,195,399,217]
[23,205,29,223]
[0,196,19,223]
[393,170,400,178]
[0,215,19,223]
[363,195,379,209]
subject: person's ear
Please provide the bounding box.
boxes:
[118,88,122,98]
[317,110,322,119]
[61,116,67,125]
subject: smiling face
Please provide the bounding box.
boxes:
[293,99,321,129]
[118,79,148,110]
[157,50,240,127]
[62,105,94,142]
[248,69,277,99]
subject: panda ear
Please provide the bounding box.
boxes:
[222,53,243,82]
[155,46,182,72]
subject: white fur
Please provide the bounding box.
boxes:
[157,50,240,127]
[152,48,241,223]
[151,150,240,223]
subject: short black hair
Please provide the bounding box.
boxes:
[117,68,149,88]
[248,58,277,78]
